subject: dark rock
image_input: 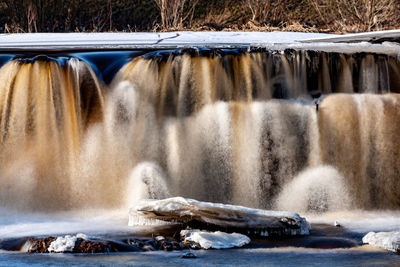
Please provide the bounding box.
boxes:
[108,240,141,252]
[160,240,173,251]
[126,238,144,248]
[73,238,110,253]
[145,239,159,249]
[181,252,197,258]
[142,245,155,251]
[172,241,183,250]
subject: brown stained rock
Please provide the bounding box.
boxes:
[26,237,112,254]
[27,237,56,253]
[26,235,185,254]
[73,239,111,253]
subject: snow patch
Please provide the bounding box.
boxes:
[48,233,87,253]
[362,231,400,253]
[180,229,250,249]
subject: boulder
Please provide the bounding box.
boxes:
[129,197,310,237]
[24,234,140,253]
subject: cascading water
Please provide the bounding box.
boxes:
[0,49,399,214]
[0,56,104,210]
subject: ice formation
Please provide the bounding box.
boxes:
[48,233,88,253]
[130,197,310,236]
[362,231,400,253]
[180,229,250,249]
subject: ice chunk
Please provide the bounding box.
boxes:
[129,197,310,236]
[181,229,250,249]
[48,235,77,253]
[362,231,400,253]
[47,233,88,253]
[76,233,88,240]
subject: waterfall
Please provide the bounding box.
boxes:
[0,50,399,212]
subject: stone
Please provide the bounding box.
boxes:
[25,235,140,253]
[181,252,197,258]
[129,197,310,237]
[25,237,56,253]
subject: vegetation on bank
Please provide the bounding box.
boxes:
[0,0,399,33]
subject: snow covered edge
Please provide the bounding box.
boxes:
[0,31,399,54]
[129,197,310,237]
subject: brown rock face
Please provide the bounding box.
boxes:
[27,237,56,253]
[25,237,111,253]
[73,239,111,253]
[24,235,187,253]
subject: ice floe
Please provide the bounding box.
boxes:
[180,229,250,249]
[362,231,400,253]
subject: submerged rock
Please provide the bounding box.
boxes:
[362,231,400,253]
[181,251,197,258]
[125,237,188,252]
[181,229,250,249]
[129,197,310,237]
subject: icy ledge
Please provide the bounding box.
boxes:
[362,231,400,253]
[129,197,310,236]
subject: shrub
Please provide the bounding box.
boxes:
[308,0,399,32]
[153,0,199,29]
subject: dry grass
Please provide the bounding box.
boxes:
[246,0,286,25]
[308,0,399,32]
[153,0,199,29]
